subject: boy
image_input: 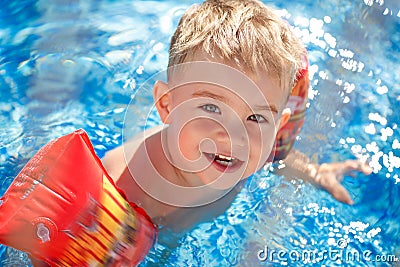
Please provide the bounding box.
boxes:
[103,0,371,231]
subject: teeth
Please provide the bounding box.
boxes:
[215,153,233,161]
[215,159,233,167]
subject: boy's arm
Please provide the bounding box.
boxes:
[275,149,372,205]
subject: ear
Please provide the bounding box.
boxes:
[153,80,172,124]
[278,107,291,130]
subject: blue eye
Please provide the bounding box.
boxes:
[200,104,221,114]
[248,114,268,123]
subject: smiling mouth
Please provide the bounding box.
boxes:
[204,152,244,173]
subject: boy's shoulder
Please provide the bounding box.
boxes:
[102,125,163,183]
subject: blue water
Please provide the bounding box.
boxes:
[1,0,399,266]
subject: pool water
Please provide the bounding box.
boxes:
[1,0,399,266]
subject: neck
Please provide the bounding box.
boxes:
[146,128,203,188]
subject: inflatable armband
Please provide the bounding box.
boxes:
[0,129,156,266]
[274,53,309,161]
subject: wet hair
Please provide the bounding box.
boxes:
[168,0,305,95]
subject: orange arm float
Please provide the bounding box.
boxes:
[274,53,309,161]
[0,129,156,266]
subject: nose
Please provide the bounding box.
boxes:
[214,116,248,149]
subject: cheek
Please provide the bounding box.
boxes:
[177,123,197,160]
[246,125,277,168]
[177,119,216,160]
[248,124,276,149]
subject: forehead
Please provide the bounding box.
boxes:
[168,60,286,112]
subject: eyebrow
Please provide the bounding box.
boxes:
[254,104,278,114]
[192,90,278,114]
[192,90,226,101]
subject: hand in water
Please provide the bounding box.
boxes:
[312,160,373,205]
[280,150,373,205]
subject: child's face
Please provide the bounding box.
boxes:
[155,55,290,189]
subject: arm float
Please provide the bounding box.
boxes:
[274,53,309,161]
[0,129,156,266]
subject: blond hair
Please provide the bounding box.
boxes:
[168,0,305,94]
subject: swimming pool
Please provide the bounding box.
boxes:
[0,0,399,266]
